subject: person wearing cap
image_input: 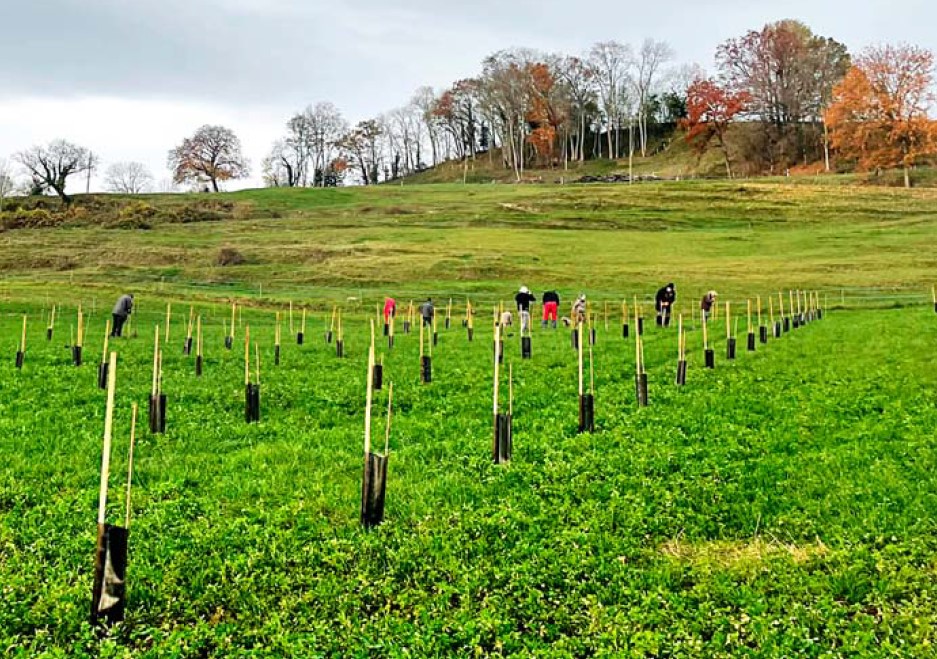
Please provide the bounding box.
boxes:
[541,290,560,328]
[111,293,134,337]
[571,294,587,325]
[700,290,718,321]
[515,286,536,333]
[655,283,676,327]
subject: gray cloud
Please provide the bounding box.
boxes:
[3,0,933,119]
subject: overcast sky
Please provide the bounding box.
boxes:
[1,0,933,191]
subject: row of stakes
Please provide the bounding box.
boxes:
[5,289,843,628]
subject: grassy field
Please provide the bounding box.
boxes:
[1,182,937,656]
[1,180,936,309]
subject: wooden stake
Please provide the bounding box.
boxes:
[301,308,306,334]
[779,291,785,319]
[384,382,393,456]
[49,305,56,332]
[186,306,194,341]
[165,303,172,343]
[151,326,160,398]
[20,315,27,353]
[365,321,375,456]
[747,299,752,334]
[125,403,137,528]
[101,320,110,364]
[244,325,251,386]
[230,303,237,340]
[289,301,294,335]
[702,311,709,350]
[197,316,202,357]
[98,352,118,525]
[578,317,584,397]
[725,301,731,339]
[493,319,501,417]
[77,306,84,348]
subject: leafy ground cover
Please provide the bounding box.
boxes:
[1,299,935,656]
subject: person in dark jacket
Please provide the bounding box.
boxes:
[541,290,560,328]
[700,290,718,321]
[111,293,134,337]
[515,286,536,333]
[419,298,435,326]
[655,283,676,327]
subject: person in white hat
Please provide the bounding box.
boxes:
[515,286,536,333]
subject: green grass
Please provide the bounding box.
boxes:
[2,181,937,655]
[1,180,936,308]
[1,303,936,656]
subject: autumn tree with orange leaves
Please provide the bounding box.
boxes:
[825,44,937,188]
[525,62,566,166]
[168,125,249,192]
[682,78,749,178]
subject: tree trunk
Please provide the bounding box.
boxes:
[210,178,219,193]
[904,165,911,189]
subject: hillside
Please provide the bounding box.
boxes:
[1,180,936,309]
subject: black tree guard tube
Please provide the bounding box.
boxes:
[296,332,304,345]
[15,351,24,370]
[225,336,233,350]
[637,317,644,335]
[275,345,280,366]
[184,337,193,355]
[73,346,83,367]
[774,322,782,338]
[578,394,595,433]
[727,338,737,360]
[705,349,715,369]
[90,523,128,626]
[760,326,768,344]
[676,360,687,386]
[467,327,474,342]
[622,323,629,339]
[571,328,579,350]
[373,363,383,391]
[421,355,432,383]
[383,323,389,336]
[195,355,203,377]
[97,362,109,390]
[521,336,532,359]
[336,340,344,358]
[783,317,791,332]
[360,452,388,528]
[748,332,756,352]
[326,330,333,344]
[635,373,649,407]
[493,413,513,463]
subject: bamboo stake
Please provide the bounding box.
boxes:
[98,352,118,525]
[757,296,762,327]
[125,403,137,528]
[769,297,775,325]
[244,325,251,386]
[703,311,709,350]
[301,308,306,334]
[49,305,56,332]
[186,306,194,341]
[383,382,393,456]
[447,299,452,326]
[77,306,84,348]
[678,314,683,361]
[165,303,172,343]
[493,318,501,419]
[588,340,595,395]
[419,318,424,358]
[255,344,261,386]
[725,302,731,339]
[197,316,202,357]
[578,317,584,397]
[365,321,375,456]
[747,299,752,334]
[289,301,294,335]
[101,320,110,364]
[151,326,160,398]
[20,315,27,354]
[230,303,236,340]
[157,349,163,397]
[779,291,785,319]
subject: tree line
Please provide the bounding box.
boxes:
[3,18,937,207]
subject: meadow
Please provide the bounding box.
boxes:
[1,180,936,656]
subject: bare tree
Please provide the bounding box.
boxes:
[588,41,633,159]
[168,125,249,192]
[262,140,300,187]
[632,39,675,156]
[338,120,383,185]
[104,161,153,194]
[412,87,442,167]
[15,140,97,205]
[0,159,16,211]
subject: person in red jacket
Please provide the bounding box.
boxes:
[383,297,396,324]
[541,290,560,328]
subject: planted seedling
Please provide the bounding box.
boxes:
[676,314,687,386]
[15,315,26,370]
[725,302,736,360]
[361,325,392,528]
[97,321,110,388]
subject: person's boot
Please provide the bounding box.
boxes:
[541,320,547,328]
[552,320,557,329]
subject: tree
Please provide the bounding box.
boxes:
[717,20,849,168]
[14,140,97,205]
[0,159,16,212]
[104,161,153,194]
[338,120,383,185]
[826,44,937,188]
[633,39,674,156]
[682,78,750,178]
[168,125,249,192]
[589,41,633,159]
[262,140,301,188]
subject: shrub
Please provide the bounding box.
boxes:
[216,247,246,266]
